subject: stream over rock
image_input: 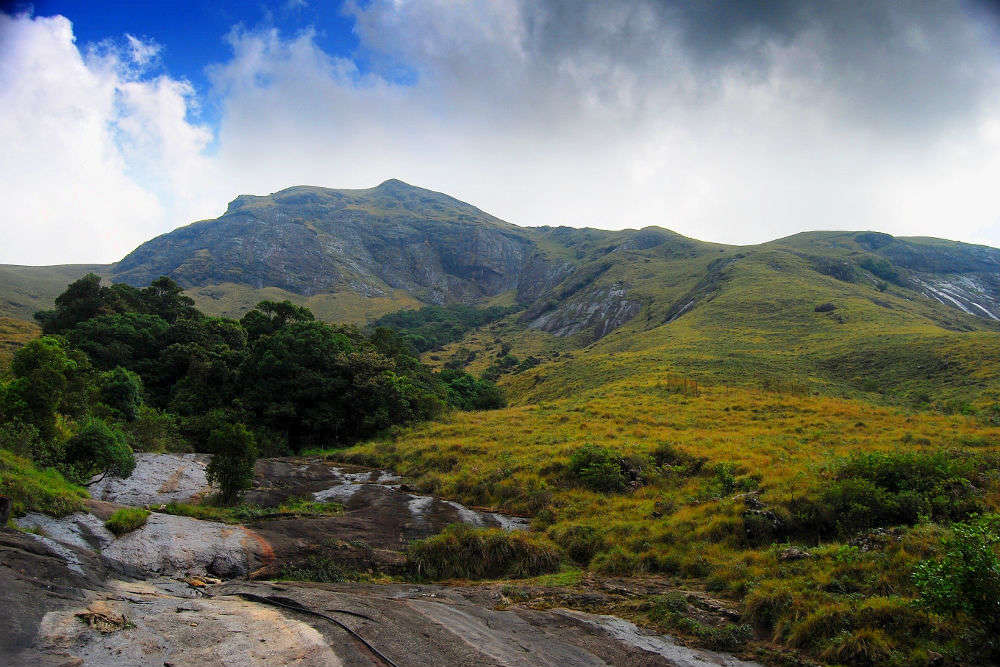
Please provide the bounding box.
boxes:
[2,454,761,666]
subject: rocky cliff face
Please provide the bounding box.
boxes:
[114,180,546,305]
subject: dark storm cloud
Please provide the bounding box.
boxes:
[503,0,1000,135]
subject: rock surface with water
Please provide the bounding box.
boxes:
[2,453,761,666]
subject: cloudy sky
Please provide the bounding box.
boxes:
[1,0,1000,265]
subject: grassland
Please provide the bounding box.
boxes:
[0,317,39,374]
[0,264,110,320]
[329,378,999,664]
[184,282,423,325]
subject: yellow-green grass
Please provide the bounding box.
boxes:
[327,381,1000,664]
[0,448,87,518]
[0,317,39,373]
[185,282,423,325]
[0,264,111,321]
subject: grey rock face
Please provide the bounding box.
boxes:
[529,282,641,339]
[100,513,266,578]
[114,181,541,305]
[89,453,212,506]
[17,512,115,553]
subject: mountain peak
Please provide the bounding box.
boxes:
[374,178,413,190]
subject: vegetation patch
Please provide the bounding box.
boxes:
[0,449,87,517]
[407,524,562,580]
[104,507,150,536]
[163,497,343,524]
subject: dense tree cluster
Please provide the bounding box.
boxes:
[371,303,518,353]
[1,274,506,501]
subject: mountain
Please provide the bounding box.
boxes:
[4,179,1000,344]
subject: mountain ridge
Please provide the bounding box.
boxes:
[4,179,1000,342]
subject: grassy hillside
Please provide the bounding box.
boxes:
[185,282,422,325]
[0,264,111,320]
[331,231,1000,665]
[0,317,39,374]
[332,366,1000,664]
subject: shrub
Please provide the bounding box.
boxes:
[651,442,705,474]
[743,584,795,635]
[281,554,354,582]
[407,524,561,580]
[913,514,1000,632]
[105,507,150,536]
[821,628,894,666]
[567,444,626,493]
[591,545,642,575]
[812,450,988,536]
[548,523,604,564]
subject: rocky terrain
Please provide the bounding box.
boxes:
[1,454,760,666]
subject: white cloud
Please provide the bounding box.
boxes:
[2,1,1000,265]
[0,13,213,264]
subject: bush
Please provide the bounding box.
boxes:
[821,628,894,666]
[547,523,604,564]
[105,507,150,535]
[407,524,562,580]
[567,444,626,493]
[913,514,1000,633]
[812,450,988,536]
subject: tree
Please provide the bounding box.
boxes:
[2,337,80,439]
[63,418,136,484]
[205,423,257,503]
[97,367,144,422]
[240,321,357,449]
[141,276,199,323]
[241,300,315,341]
[35,273,105,333]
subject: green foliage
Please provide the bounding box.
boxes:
[913,514,1000,631]
[437,368,506,410]
[205,423,257,503]
[241,320,443,449]
[567,444,626,493]
[649,595,753,651]
[97,367,143,422]
[814,450,988,536]
[35,274,196,334]
[280,554,356,583]
[105,507,150,536]
[0,449,87,517]
[856,255,903,285]
[372,304,517,353]
[63,418,135,484]
[124,406,186,453]
[547,523,604,564]
[407,524,562,580]
[2,336,82,439]
[240,300,314,341]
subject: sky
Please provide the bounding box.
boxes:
[1,1,1000,265]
